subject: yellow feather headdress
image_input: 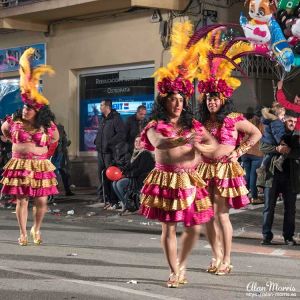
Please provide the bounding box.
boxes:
[192,28,253,102]
[19,47,55,110]
[154,21,199,99]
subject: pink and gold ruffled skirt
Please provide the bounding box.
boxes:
[139,163,213,227]
[0,152,58,197]
[197,157,249,209]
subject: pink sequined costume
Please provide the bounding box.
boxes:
[139,119,214,227]
[1,116,58,197]
[197,112,249,209]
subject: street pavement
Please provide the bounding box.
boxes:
[0,189,299,300]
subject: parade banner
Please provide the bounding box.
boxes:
[0,43,46,73]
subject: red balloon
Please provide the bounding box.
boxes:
[106,166,123,181]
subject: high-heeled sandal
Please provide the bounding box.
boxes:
[215,262,233,276]
[103,203,111,210]
[206,258,221,273]
[30,227,42,245]
[167,272,179,288]
[178,266,188,285]
[18,234,28,246]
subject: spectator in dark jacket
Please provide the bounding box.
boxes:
[51,123,74,196]
[259,111,299,246]
[112,142,131,171]
[112,136,155,213]
[94,99,125,206]
[125,105,147,154]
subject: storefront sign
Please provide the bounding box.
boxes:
[112,100,153,113]
[0,43,46,73]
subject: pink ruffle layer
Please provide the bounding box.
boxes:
[206,177,249,209]
[227,195,249,209]
[139,203,213,227]
[1,185,58,197]
[215,176,247,189]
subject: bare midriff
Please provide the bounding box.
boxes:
[203,143,235,161]
[12,143,48,156]
[154,144,198,169]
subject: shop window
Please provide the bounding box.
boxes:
[0,78,22,119]
[79,65,155,152]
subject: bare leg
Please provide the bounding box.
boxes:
[178,225,201,283]
[214,195,233,275]
[16,197,29,240]
[161,222,178,274]
[32,196,48,241]
[178,225,201,268]
[205,189,223,271]
[32,205,36,221]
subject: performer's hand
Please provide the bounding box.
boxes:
[188,133,202,145]
[277,80,283,90]
[227,150,239,162]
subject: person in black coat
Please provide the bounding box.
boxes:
[259,111,299,246]
[94,99,125,206]
[51,123,73,196]
[112,136,155,213]
[125,105,147,154]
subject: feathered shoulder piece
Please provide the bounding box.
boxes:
[154,21,199,99]
[19,47,55,110]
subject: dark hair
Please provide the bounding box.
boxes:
[13,106,54,130]
[285,110,299,118]
[198,93,235,124]
[137,105,146,112]
[254,105,264,118]
[102,99,112,109]
[150,93,194,129]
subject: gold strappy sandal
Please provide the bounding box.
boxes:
[206,258,221,274]
[167,272,179,288]
[215,262,233,276]
[18,234,28,246]
[178,266,188,285]
[30,227,42,245]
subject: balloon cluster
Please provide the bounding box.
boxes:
[240,0,298,71]
[276,0,300,65]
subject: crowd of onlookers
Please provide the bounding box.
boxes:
[94,100,155,214]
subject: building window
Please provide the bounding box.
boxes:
[79,65,155,152]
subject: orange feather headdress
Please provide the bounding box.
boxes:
[19,47,54,110]
[154,21,200,99]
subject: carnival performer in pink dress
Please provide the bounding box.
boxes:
[194,34,262,275]
[1,48,59,246]
[139,22,217,288]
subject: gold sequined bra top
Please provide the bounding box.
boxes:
[6,116,56,147]
[140,119,204,151]
[205,112,245,146]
